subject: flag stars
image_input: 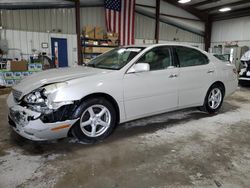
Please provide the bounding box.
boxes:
[105,0,121,11]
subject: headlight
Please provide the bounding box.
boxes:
[24,88,46,104]
[23,82,70,113]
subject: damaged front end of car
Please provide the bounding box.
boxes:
[7,82,80,141]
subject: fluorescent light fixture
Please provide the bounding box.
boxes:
[219,7,231,12]
[178,0,191,3]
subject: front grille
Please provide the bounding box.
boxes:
[12,89,22,101]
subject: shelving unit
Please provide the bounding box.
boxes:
[82,37,119,64]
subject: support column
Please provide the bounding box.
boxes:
[155,0,160,43]
[75,0,82,65]
[204,17,212,52]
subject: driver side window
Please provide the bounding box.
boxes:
[137,47,172,71]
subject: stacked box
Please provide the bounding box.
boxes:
[6,60,28,71]
[5,79,15,87]
[22,72,30,77]
[28,64,36,71]
[85,47,93,53]
[35,63,43,71]
[94,27,104,39]
[13,72,22,79]
[4,72,14,79]
[83,26,95,38]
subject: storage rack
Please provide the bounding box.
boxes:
[81,37,119,64]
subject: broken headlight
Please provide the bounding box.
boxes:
[23,82,72,113]
[24,88,47,104]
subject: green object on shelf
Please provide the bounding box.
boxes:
[0,70,41,72]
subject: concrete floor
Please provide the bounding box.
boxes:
[0,87,250,188]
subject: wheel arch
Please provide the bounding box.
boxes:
[67,92,121,137]
[75,92,120,124]
[210,81,226,95]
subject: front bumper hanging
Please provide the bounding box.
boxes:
[7,93,78,141]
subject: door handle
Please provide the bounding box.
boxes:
[169,74,178,78]
[207,70,215,73]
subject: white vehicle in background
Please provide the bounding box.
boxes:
[7,44,238,143]
[239,50,250,86]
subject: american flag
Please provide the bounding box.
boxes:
[105,0,135,46]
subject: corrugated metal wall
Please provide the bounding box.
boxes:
[135,13,203,43]
[212,16,250,43]
[80,7,106,30]
[159,22,203,43]
[1,9,76,34]
[0,7,105,34]
[135,12,155,40]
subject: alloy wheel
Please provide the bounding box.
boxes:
[208,88,222,109]
[79,105,111,137]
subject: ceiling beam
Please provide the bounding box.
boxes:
[212,7,250,21]
[203,0,250,12]
[191,0,220,8]
[160,13,201,21]
[162,0,208,21]
[135,3,156,9]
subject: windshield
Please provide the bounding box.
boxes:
[87,47,145,70]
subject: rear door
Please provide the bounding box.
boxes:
[174,46,215,108]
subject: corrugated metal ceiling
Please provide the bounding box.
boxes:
[0,0,104,9]
[189,0,250,13]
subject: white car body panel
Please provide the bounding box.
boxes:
[7,44,238,141]
[123,67,179,120]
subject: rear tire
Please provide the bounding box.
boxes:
[72,98,116,144]
[200,84,224,114]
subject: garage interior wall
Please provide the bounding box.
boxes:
[211,16,250,47]
[0,5,204,66]
[135,13,204,49]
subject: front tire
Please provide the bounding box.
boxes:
[200,84,224,114]
[72,98,116,143]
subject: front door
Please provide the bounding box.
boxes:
[51,38,68,67]
[123,46,179,120]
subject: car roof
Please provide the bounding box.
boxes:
[124,43,202,50]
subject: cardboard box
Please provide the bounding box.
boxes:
[84,47,93,53]
[95,26,104,39]
[35,63,43,71]
[83,25,95,38]
[92,47,102,53]
[99,47,114,53]
[7,61,28,71]
[5,79,15,87]
[13,72,22,79]
[83,58,91,64]
[4,72,14,79]
[22,72,29,77]
[106,32,118,39]
[28,64,36,71]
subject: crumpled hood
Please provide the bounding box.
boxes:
[13,66,113,96]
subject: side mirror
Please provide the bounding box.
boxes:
[127,63,150,73]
